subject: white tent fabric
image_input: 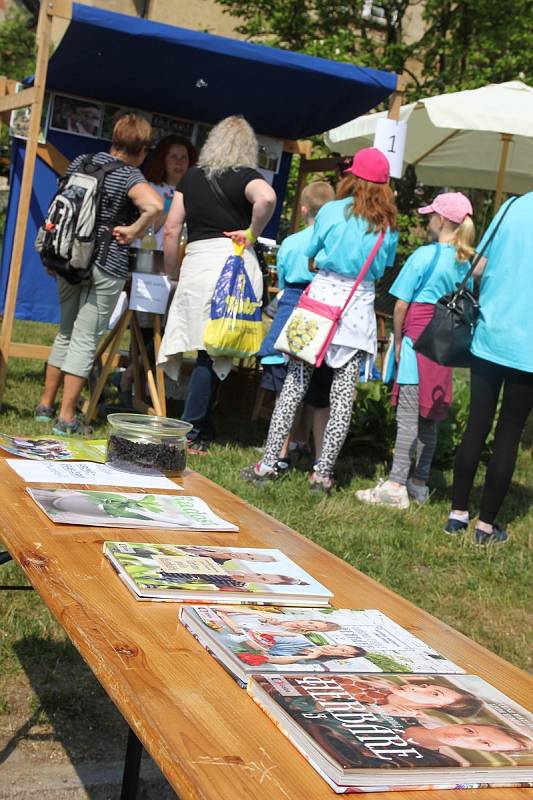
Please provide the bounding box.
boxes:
[325,81,533,195]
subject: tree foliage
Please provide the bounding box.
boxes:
[216,0,532,96]
[0,8,36,81]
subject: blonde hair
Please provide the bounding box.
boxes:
[301,181,334,217]
[450,216,475,262]
[198,115,258,178]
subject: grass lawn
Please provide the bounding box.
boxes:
[0,320,531,760]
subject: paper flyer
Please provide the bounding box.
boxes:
[0,433,107,462]
[6,459,179,490]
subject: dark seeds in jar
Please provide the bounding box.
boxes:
[107,434,186,476]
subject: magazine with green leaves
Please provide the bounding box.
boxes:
[179,606,463,687]
[28,489,238,531]
[0,433,106,462]
[104,542,333,605]
[248,673,533,792]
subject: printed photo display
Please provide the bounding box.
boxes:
[49,94,105,138]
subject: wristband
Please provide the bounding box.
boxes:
[245,227,257,244]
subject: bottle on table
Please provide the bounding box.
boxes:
[136,227,157,274]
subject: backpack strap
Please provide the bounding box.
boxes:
[88,158,131,264]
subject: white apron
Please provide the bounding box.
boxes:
[308,270,377,369]
[157,237,263,381]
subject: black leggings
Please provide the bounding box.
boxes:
[452,356,533,524]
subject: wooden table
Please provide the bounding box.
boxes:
[0,459,531,800]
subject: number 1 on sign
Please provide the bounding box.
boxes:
[388,135,396,153]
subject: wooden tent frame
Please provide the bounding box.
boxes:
[0,0,402,408]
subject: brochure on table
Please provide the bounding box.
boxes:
[0,433,106,462]
[29,489,237,531]
[6,459,179,490]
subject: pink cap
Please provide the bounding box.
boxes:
[344,147,390,184]
[418,192,473,224]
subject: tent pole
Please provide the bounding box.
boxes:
[494,133,512,212]
[388,74,405,121]
[0,1,55,405]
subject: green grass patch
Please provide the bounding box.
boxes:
[0,320,531,740]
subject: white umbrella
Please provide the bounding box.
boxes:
[325,81,533,204]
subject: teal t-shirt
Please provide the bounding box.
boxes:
[391,243,472,385]
[472,193,533,373]
[276,225,315,289]
[305,198,398,280]
[390,243,472,305]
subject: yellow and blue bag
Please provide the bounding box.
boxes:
[203,242,263,359]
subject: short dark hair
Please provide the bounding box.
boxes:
[112,113,152,157]
[143,135,198,184]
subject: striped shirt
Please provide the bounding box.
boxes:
[66,152,146,279]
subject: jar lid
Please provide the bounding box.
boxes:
[107,413,192,439]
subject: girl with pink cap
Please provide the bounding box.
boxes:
[242,147,398,492]
[357,192,475,510]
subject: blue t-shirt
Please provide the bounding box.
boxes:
[472,194,533,372]
[305,198,398,280]
[391,243,471,385]
[390,243,471,305]
[276,226,315,289]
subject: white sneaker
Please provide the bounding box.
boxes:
[356,480,409,509]
[406,478,429,505]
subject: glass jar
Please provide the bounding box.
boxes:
[107,414,192,477]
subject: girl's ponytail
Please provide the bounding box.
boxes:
[450,215,475,262]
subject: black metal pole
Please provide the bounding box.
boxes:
[120,726,143,800]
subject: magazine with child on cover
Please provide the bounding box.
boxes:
[179,606,463,686]
[248,672,533,792]
[104,543,333,605]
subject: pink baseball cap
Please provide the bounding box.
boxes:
[418,192,473,224]
[344,147,390,184]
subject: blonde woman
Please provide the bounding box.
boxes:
[158,116,276,452]
[357,193,475,509]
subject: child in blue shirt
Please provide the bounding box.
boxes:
[357,192,475,510]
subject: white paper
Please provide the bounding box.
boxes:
[373,118,408,179]
[108,290,128,330]
[6,459,179,490]
[129,274,171,315]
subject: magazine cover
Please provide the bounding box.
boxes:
[28,490,238,531]
[104,543,333,605]
[0,433,106,462]
[249,673,533,790]
[179,606,463,685]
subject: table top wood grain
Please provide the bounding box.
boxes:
[0,459,531,800]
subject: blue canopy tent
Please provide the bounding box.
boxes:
[0,0,397,375]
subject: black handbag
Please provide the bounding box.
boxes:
[413,196,517,367]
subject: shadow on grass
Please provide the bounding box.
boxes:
[1,637,127,794]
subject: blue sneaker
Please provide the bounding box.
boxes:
[34,404,55,423]
[474,525,509,546]
[444,517,469,535]
[52,416,93,437]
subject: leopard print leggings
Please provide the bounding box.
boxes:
[263,351,363,477]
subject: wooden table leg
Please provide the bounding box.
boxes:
[130,314,163,417]
[120,726,143,800]
[153,314,166,416]
[83,310,132,422]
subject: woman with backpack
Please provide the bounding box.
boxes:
[35,114,163,435]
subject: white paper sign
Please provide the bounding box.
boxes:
[129,274,172,315]
[108,290,128,330]
[6,459,179,490]
[373,118,408,179]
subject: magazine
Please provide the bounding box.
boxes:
[179,607,463,687]
[248,673,533,792]
[0,433,106,462]
[104,543,333,606]
[28,489,238,531]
